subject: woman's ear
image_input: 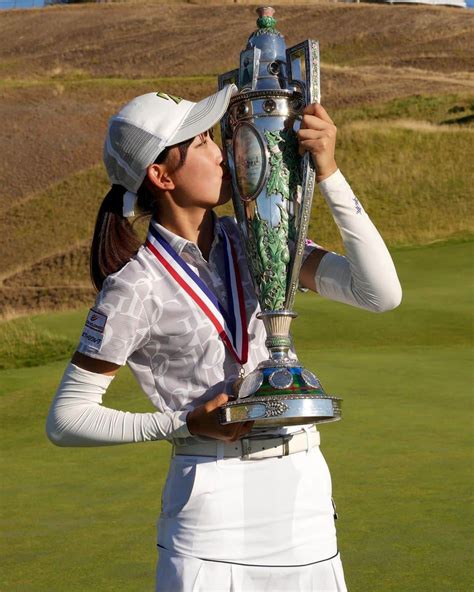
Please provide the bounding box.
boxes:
[146,162,176,192]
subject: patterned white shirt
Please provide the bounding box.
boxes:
[78,215,302,417]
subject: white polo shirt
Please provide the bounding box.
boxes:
[78,215,312,418]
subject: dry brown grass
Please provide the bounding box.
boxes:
[346,118,474,132]
[0,4,471,80]
[0,165,107,280]
[1,2,473,314]
[3,244,91,287]
[1,4,472,209]
[0,78,215,209]
[2,69,472,211]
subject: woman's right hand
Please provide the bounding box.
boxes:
[186,393,254,442]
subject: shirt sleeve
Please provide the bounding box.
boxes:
[314,169,402,312]
[46,363,192,447]
[77,275,151,365]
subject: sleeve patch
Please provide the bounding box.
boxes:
[80,309,108,352]
[85,309,107,333]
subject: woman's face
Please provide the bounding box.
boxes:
[168,131,232,209]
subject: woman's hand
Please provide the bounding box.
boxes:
[186,393,254,442]
[297,103,338,183]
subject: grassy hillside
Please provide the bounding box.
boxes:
[1,240,472,591]
[0,3,473,315]
[1,4,471,79]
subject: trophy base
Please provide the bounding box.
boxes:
[220,394,342,427]
[220,363,342,427]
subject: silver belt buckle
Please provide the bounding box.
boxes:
[240,434,293,460]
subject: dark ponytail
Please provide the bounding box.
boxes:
[90,136,195,291]
[90,185,155,291]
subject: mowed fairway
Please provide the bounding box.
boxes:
[1,240,472,592]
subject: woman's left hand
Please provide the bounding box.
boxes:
[297,103,338,183]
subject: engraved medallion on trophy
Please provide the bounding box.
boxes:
[218,6,342,427]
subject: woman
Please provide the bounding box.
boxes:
[47,84,401,591]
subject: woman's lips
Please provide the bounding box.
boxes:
[222,163,232,180]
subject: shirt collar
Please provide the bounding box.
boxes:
[149,212,223,258]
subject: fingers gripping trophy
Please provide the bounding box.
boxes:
[218,7,342,428]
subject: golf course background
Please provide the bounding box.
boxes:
[1,239,472,591]
[1,2,473,590]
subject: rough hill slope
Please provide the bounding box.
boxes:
[1,3,472,78]
[0,3,473,315]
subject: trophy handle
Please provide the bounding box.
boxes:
[218,69,239,91]
[218,69,239,148]
[284,40,320,310]
[286,39,320,104]
[239,47,261,91]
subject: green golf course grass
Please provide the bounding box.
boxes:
[1,239,472,591]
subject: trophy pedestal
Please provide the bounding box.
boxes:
[220,361,342,427]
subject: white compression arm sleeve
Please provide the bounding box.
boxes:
[46,363,191,447]
[315,170,402,312]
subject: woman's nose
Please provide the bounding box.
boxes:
[216,144,225,164]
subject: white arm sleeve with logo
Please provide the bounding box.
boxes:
[46,363,191,447]
[314,169,402,312]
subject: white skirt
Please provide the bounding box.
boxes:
[156,547,347,592]
[156,446,346,591]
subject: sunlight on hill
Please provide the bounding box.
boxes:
[0,3,473,315]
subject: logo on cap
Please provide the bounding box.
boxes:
[156,92,183,104]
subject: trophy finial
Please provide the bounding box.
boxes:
[256,6,276,30]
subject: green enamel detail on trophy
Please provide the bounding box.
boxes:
[253,6,281,36]
[247,207,290,311]
[257,15,276,29]
[264,128,301,243]
[266,336,291,349]
[264,129,301,201]
[256,15,277,30]
[254,371,326,398]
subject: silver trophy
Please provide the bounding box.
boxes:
[218,7,342,427]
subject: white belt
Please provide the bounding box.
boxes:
[174,428,320,461]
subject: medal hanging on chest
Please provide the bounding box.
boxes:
[145,222,248,366]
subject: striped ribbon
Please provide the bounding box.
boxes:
[145,222,248,365]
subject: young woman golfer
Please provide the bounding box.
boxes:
[47,84,401,591]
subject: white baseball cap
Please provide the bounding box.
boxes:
[103,84,237,213]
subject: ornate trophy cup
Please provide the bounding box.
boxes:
[218,7,342,427]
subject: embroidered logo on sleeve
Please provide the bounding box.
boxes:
[352,195,362,214]
[80,309,107,352]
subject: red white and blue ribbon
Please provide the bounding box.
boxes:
[145,222,248,365]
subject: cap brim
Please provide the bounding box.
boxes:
[167,84,237,146]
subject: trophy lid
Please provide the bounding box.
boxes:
[255,7,278,33]
[246,7,288,91]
